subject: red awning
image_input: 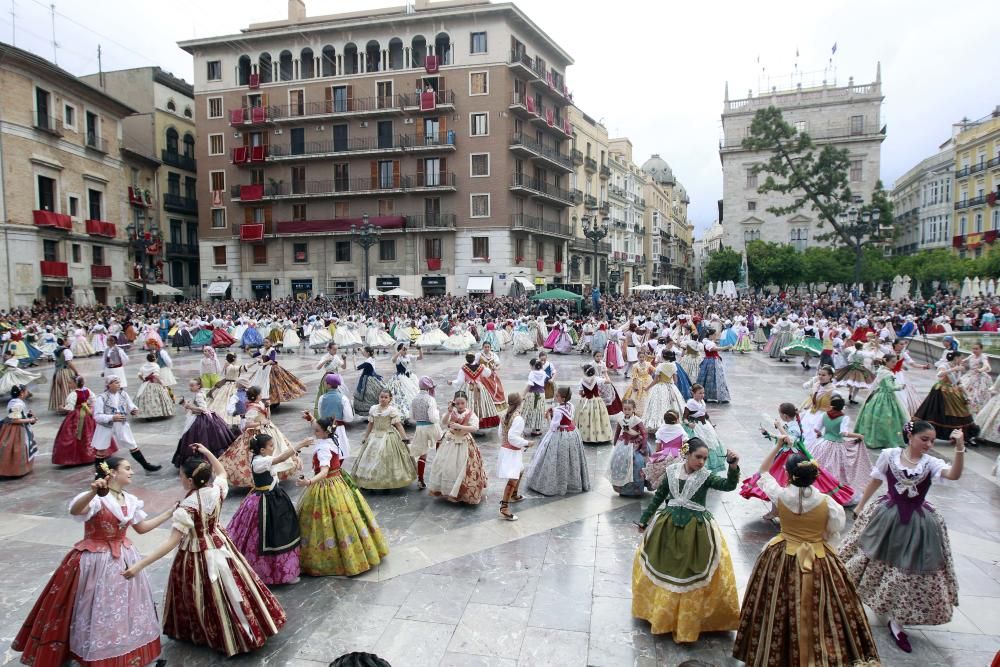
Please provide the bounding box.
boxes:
[276,216,405,235]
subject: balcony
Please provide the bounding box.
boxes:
[509,91,538,119]
[90,265,112,280]
[34,113,63,137]
[246,175,427,200]
[270,94,410,123]
[229,106,273,127]
[268,131,455,162]
[426,257,442,271]
[509,173,574,207]
[571,149,584,165]
[599,201,610,215]
[85,219,116,238]
[128,186,150,208]
[40,260,68,278]
[988,156,1000,170]
[584,194,598,209]
[600,165,611,178]
[85,133,108,153]
[955,166,970,179]
[570,189,583,204]
[405,90,455,112]
[510,213,573,238]
[570,238,611,255]
[969,161,986,176]
[161,150,197,172]
[32,210,72,230]
[509,132,573,172]
[163,193,198,214]
[405,213,457,230]
[412,171,457,192]
[584,157,597,172]
[230,144,269,165]
[508,50,537,79]
[966,195,987,208]
[166,242,200,257]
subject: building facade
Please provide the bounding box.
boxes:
[641,154,695,289]
[719,66,885,253]
[693,221,724,288]
[179,0,576,300]
[565,105,609,294]
[951,108,1000,257]
[0,43,136,309]
[890,144,953,255]
[608,138,646,293]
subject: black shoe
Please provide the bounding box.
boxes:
[130,449,162,472]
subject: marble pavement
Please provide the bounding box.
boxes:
[1,340,998,667]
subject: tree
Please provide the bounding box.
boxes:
[704,248,741,284]
[801,247,851,287]
[747,240,802,289]
[742,107,895,284]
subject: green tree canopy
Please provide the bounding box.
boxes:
[704,248,741,284]
[747,240,802,288]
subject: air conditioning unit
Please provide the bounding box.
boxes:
[359,121,369,128]
[403,118,414,125]
[317,125,325,131]
[273,128,283,135]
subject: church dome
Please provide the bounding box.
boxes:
[641,154,675,185]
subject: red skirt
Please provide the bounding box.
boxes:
[739,446,855,505]
[52,408,117,466]
[212,328,237,348]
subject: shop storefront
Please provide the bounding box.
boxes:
[251,280,272,300]
[421,275,447,297]
[291,279,313,300]
[376,277,400,291]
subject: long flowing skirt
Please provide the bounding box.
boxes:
[678,355,701,381]
[975,393,1000,444]
[642,383,686,432]
[575,396,612,444]
[512,330,536,354]
[765,331,792,358]
[426,434,488,504]
[172,329,192,349]
[353,375,385,415]
[241,327,265,348]
[211,328,237,348]
[696,358,731,403]
[135,382,175,419]
[914,383,976,440]
[298,472,389,575]
[208,380,240,426]
[599,381,623,416]
[384,373,419,420]
[855,387,908,450]
[674,364,694,401]
[740,446,854,505]
[13,547,161,667]
[173,413,235,466]
[522,391,547,433]
[840,497,959,625]
[0,421,34,477]
[960,371,993,414]
[734,541,879,665]
[605,340,624,370]
[686,420,728,474]
[480,371,508,413]
[457,382,500,429]
[524,429,591,496]
[52,408,115,466]
[191,329,213,348]
[227,489,301,585]
[308,328,332,349]
[264,365,307,404]
[834,363,875,390]
[632,514,739,642]
[607,442,646,496]
[220,423,302,487]
[49,368,77,412]
[809,438,872,502]
[348,429,417,490]
[162,534,286,656]
[621,376,650,416]
[71,337,96,357]
[642,444,682,491]
[0,366,41,394]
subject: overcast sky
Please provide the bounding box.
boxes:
[6,0,996,234]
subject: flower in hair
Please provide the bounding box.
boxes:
[680,442,690,457]
[99,461,112,476]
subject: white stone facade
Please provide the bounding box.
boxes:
[891,145,954,255]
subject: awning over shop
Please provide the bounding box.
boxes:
[126,281,183,296]
[467,276,493,294]
[206,281,231,296]
[513,276,536,292]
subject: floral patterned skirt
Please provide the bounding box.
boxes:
[575,397,612,444]
[426,434,488,504]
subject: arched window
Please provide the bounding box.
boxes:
[183,107,192,119]
[365,40,381,72]
[343,43,358,75]
[411,35,426,67]
[300,47,314,78]
[183,133,195,158]
[321,45,335,76]
[166,99,176,112]
[279,50,293,81]
[258,52,273,83]
[388,38,404,70]
[165,127,178,154]
[237,55,252,85]
[434,32,451,65]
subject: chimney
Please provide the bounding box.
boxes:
[288,0,306,22]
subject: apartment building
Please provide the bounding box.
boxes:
[951,108,1000,257]
[179,0,574,299]
[81,67,200,298]
[641,154,695,289]
[565,105,609,293]
[719,66,885,253]
[608,138,647,294]
[0,43,135,308]
[693,221,725,288]
[890,144,953,255]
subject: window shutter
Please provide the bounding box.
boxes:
[392,160,401,188]
[264,206,273,227]
[244,208,253,225]
[416,117,424,143]
[440,157,447,178]
[325,87,333,113]
[242,132,250,147]
[262,93,269,108]
[416,157,424,186]
[346,84,353,112]
[440,115,448,139]
[370,160,378,188]
[241,94,248,109]
[439,76,446,93]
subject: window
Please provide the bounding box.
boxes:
[207,97,223,119]
[71,243,81,263]
[471,193,490,217]
[292,204,307,221]
[170,261,184,287]
[68,196,79,218]
[975,212,983,233]
[849,159,863,182]
[378,199,395,216]
[167,99,176,112]
[184,107,192,119]
[37,175,56,211]
[335,201,350,218]
[378,160,394,189]
[470,31,487,54]
[35,87,52,128]
[207,60,222,81]
[335,241,351,262]
[211,208,226,229]
[63,104,76,130]
[212,246,226,265]
[469,71,488,95]
[42,239,57,262]
[960,216,967,235]
[472,236,489,259]
[210,171,225,192]
[470,112,488,136]
[379,239,396,261]
[535,240,544,260]
[794,120,807,134]
[293,242,308,263]
[470,153,489,177]
[747,201,757,212]
[425,237,442,259]
[333,280,355,297]
[584,256,592,274]
[744,229,760,243]
[746,168,757,189]
[209,134,224,155]
[993,209,999,231]
[252,245,267,264]
[850,115,864,136]
[87,189,103,220]
[92,245,104,265]
[790,228,808,251]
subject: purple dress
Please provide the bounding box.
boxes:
[172,391,235,466]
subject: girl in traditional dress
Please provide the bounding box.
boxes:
[427,390,488,504]
[71,326,96,357]
[632,439,741,642]
[974,371,1000,444]
[696,331,731,403]
[576,364,612,445]
[809,394,870,502]
[607,399,648,496]
[451,353,501,429]
[0,349,40,397]
[914,351,977,440]
[734,444,879,666]
[313,342,347,411]
[840,420,964,653]
[604,327,625,373]
[297,416,388,576]
[219,386,302,487]
[241,320,265,350]
[49,338,79,412]
[890,339,928,416]
[512,318,537,355]
[834,341,877,404]
[855,355,909,450]
[523,358,548,436]
[227,433,310,585]
[799,365,838,447]
[643,350,687,432]
[644,411,687,490]
[134,353,175,420]
[683,385,727,474]
[481,321,502,352]
[752,317,769,350]
[764,317,793,362]
[308,319,333,351]
[591,323,609,359]
[524,386,591,496]
[539,351,557,402]
[173,378,236,466]
[349,389,417,490]
[732,319,752,353]
[497,392,530,520]
[208,353,241,421]
[53,377,109,466]
[959,342,993,414]
[251,339,307,405]
[13,457,171,667]
[678,339,702,381]
[0,385,37,478]
[200,346,221,389]
[409,377,442,489]
[122,445,286,657]
[622,349,653,417]
[353,346,385,415]
[385,343,421,420]
[477,341,508,413]
[150,341,177,400]
[365,319,395,350]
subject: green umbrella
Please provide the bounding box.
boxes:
[530,288,583,301]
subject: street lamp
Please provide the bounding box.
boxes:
[351,213,380,301]
[126,219,161,305]
[582,214,609,292]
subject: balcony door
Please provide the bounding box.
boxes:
[377,120,393,150]
[290,128,305,155]
[333,124,348,152]
[424,197,441,224]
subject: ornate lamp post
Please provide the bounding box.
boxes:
[126,219,161,305]
[582,214,609,292]
[351,213,380,300]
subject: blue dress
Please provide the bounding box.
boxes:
[242,326,264,348]
[674,363,693,401]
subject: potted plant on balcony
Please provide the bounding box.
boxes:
[268,178,283,196]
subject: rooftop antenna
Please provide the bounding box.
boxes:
[9,0,14,46]
[49,3,58,65]
[97,44,103,88]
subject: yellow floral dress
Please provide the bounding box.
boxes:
[623,362,653,416]
[348,405,417,489]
